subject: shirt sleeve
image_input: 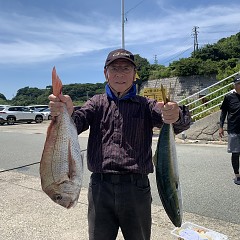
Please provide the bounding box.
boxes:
[71,96,97,134]
[219,111,227,128]
[220,95,228,111]
[219,96,228,128]
[172,105,191,134]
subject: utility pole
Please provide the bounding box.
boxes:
[121,0,125,49]
[192,26,199,56]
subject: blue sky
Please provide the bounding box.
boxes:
[0,0,239,100]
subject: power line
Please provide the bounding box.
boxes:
[154,36,192,58]
[161,47,193,65]
[125,0,146,15]
[201,30,239,34]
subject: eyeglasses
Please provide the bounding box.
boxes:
[107,65,135,74]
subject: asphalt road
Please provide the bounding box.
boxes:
[0,122,239,225]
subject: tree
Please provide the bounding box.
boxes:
[193,32,240,61]
[0,93,9,105]
[170,58,201,76]
[11,87,49,105]
[134,54,151,82]
[217,62,240,81]
[198,59,218,75]
[148,64,171,79]
[0,93,7,101]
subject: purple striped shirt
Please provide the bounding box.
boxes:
[72,94,191,174]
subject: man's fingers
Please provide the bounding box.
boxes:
[161,102,179,123]
[157,101,180,124]
[156,102,164,109]
[49,101,65,116]
[48,94,73,116]
[48,94,61,102]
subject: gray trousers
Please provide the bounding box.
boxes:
[88,173,152,240]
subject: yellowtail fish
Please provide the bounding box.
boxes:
[40,67,83,209]
[155,84,183,227]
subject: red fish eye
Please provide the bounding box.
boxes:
[53,194,62,201]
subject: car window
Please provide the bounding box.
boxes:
[39,108,50,112]
[37,107,48,111]
[22,107,30,112]
[8,107,17,111]
[27,105,48,111]
[0,107,4,111]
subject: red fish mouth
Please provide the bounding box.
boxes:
[67,201,76,209]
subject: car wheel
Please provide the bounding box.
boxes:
[0,122,4,125]
[7,117,16,125]
[35,115,43,123]
[48,115,52,120]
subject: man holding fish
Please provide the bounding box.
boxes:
[48,49,191,240]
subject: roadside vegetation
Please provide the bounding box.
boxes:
[0,32,239,108]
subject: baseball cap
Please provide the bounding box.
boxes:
[233,74,240,84]
[104,49,136,68]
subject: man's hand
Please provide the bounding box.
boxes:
[49,94,74,117]
[156,101,180,124]
[219,127,224,138]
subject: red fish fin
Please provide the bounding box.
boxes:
[52,66,63,97]
[68,140,76,180]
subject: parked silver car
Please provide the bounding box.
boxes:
[27,105,49,112]
[0,106,43,125]
[39,108,52,120]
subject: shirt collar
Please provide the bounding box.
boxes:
[105,83,137,101]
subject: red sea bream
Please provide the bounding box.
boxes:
[40,67,83,208]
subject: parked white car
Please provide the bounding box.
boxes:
[27,105,49,112]
[39,108,52,120]
[0,106,43,125]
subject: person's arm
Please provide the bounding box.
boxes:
[219,96,228,138]
[219,110,227,138]
[172,105,191,135]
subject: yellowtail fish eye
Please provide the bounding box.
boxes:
[177,209,181,216]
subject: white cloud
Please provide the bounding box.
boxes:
[0,3,239,64]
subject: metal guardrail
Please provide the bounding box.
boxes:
[177,71,240,121]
